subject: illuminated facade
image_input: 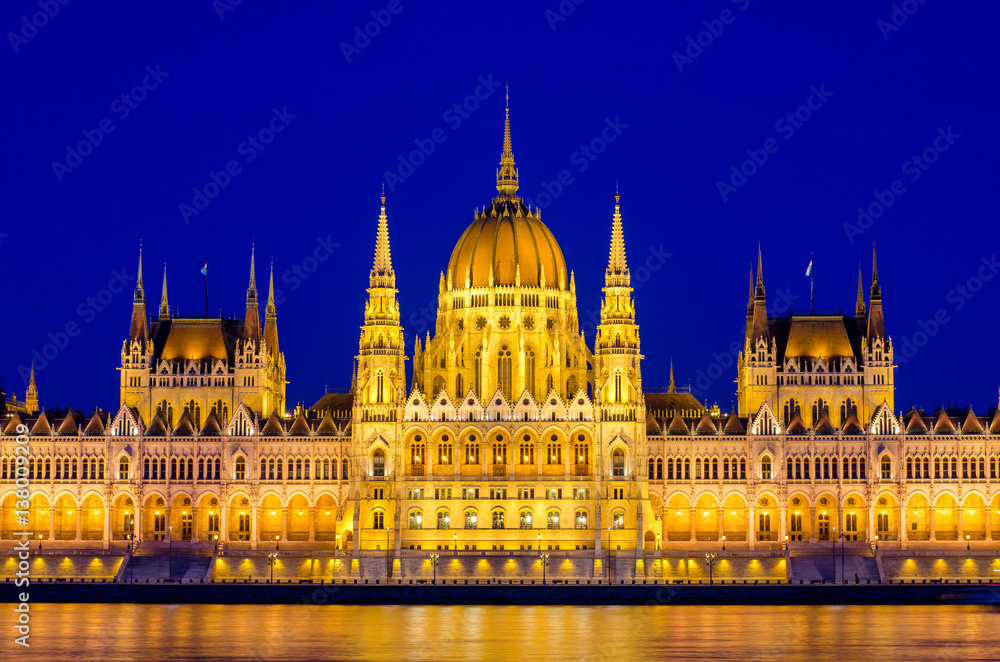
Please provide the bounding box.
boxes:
[2,108,1000,564]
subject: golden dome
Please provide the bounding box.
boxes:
[448,200,567,289]
[447,96,568,290]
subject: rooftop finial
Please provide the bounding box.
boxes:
[606,188,629,284]
[159,263,170,319]
[134,240,145,303]
[372,189,393,279]
[496,89,519,197]
[668,358,676,394]
[246,243,258,304]
[755,243,765,298]
[856,262,866,318]
[266,259,277,316]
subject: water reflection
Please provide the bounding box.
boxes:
[5,603,998,661]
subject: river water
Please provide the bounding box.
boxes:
[4,603,998,661]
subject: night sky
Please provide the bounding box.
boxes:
[3,1,998,415]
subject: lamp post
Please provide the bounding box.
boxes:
[454,533,458,556]
[656,533,661,557]
[831,526,836,584]
[336,532,340,557]
[966,534,970,551]
[128,534,133,583]
[841,532,846,584]
[168,525,173,581]
[276,534,280,551]
[268,550,278,583]
[784,534,788,551]
[874,534,879,551]
[705,552,716,585]
[607,525,612,584]
[430,552,439,584]
[537,532,541,552]
[540,552,550,585]
[721,535,726,552]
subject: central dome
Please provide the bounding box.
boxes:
[447,100,568,290]
[448,199,567,289]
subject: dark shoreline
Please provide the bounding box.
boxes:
[3,582,999,606]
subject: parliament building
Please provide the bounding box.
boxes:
[3,106,1000,566]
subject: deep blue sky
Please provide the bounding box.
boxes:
[3,0,998,415]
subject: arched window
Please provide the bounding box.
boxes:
[492,510,505,529]
[372,448,385,477]
[234,456,246,480]
[119,456,129,480]
[783,398,800,424]
[372,509,385,530]
[656,458,663,479]
[492,442,507,465]
[342,458,349,480]
[464,510,478,529]
[439,441,453,465]
[574,437,589,466]
[498,345,512,398]
[612,509,625,530]
[613,369,623,402]
[519,509,533,529]
[612,448,625,476]
[859,457,867,480]
[409,510,422,529]
[840,398,856,423]
[411,440,425,465]
[474,348,483,396]
[574,510,588,529]
[566,374,578,399]
[811,398,828,424]
[760,456,772,480]
[260,458,267,478]
[455,374,464,397]
[185,399,202,429]
[376,370,385,403]
[667,458,674,479]
[546,374,554,395]
[880,455,891,480]
[547,510,560,529]
[437,510,450,529]
[214,458,221,479]
[648,458,655,479]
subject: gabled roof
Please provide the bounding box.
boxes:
[172,410,195,436]
[991,409,1000,434]
[933,409,956,434]
[3,412,23,434]
[145,412,168,436]
[83,412,106,435]
[814,411,836,435]
[261,411,285,435]
[785,411,808,435]
[57,412,82,435]
[31,412,51,435]
[645,411,661,435]
[842,411,865,435]
[961,409,983,434]
[667,412,689,435]
[695,412,717,435]
[316,411,338,435]
[723,410,745,435]
[905,409,928,434]
[200,411,222,436]
[288,410,310,435]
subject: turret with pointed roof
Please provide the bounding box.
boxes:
[25,363,38,415]
[159,263,170,320]
[129,243,148,348]
[496,87,518,198]
[751,245,770,343]
[855,263,866,319]
[264,261,279,359]
[244,246,261,346]
[867,248,885,340]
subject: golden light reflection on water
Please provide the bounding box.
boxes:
[4,603,999,661]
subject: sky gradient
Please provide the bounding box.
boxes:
[2,0,998,415]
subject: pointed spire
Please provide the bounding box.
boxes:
[25,362,38,414]
[135,241,145,302]
[870,246,881,300]
[605,188,629,286]
[867,246,885,339]
[855,262,866,318]
[372,187,394,281]
[158,263,170,319]
[266,260,276,318]
[747,264,755,317]
[495,86,519,197]
[755,243,765,299]
[668,359,676,394]
[247,244,258,304]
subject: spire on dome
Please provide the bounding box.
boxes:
[855,263,866,318]
[605,188,629,286]
[159,263,170,319]
[495,87,519,197]
[371,188,395,287]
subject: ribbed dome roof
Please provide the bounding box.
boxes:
[448,199,567,289]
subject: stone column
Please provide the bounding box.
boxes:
[779,504,787,543]
[957,507,964,542]
[900,506,907,548]
[191,506,199,543]
[308,507,316,542]
[717,508,725,542]
[748,505,755,550]
[220,506,228,543]
[48,508,55,541]
[929,505,936,541]
[281,507,288,543]
[689,507,696,542]
[165,507,172,541]
[867,504,875,543]
[986,505,992,541]
[75,507,82,541]
[103,504,111,549]
[810,507,818,544]
[250,505,258,550]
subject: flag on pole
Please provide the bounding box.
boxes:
[804,257,813,277]
[200,261,208,275]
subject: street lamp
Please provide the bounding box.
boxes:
[831,526,837,584]
[966,534,970,551]
[783,534,788,551]
[874,534,879,551]
[430,552,440,584]
[268,550,278,583]
[168,525,173,581]
[276,534,280,551]
[336,532,340,557]
[454,533,458,556]
[656,533,661,556]
[705,552,716,585]
[540,552,550,585]
[721,535,726,551]
[537,532,541,552]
